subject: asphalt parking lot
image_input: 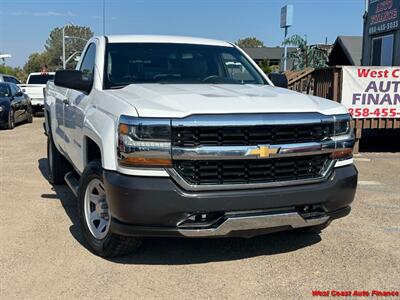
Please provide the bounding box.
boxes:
[0,119,399,299]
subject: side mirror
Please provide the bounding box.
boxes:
[22,89,26,93]
[15,91,24,97]
[54,70,92,94]
[268,73,288,89]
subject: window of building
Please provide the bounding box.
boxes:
[371,34,394,66]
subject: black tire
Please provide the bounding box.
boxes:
[47,134,71,184]
[26,106,33,123]
[78,160,142,257]
[7,109,15,129]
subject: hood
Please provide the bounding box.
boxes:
[105,84,347,118]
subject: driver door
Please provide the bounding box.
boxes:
[63,42,97,171]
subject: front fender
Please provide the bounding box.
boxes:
[82,107,118,171]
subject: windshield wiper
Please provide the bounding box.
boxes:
[108,85,128,89]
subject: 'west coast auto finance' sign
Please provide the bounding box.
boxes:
[368,0,400,35]
[341,66,400,118]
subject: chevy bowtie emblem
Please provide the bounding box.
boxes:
[246,145,280,158]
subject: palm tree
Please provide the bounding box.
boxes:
[283,35,328,71]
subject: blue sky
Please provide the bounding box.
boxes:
[0,0,365,67]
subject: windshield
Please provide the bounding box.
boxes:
[27,74,54,84]
[104,43,266,89]
[0,84,11,97]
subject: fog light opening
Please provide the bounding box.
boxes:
[297,205,327,219]
[178,213,223,229]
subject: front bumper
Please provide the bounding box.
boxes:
[105,164,357,238]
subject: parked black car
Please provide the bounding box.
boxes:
[0,82,33,129]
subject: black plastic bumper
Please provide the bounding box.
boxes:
[104,165,358,237]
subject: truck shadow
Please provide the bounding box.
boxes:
[38,158,86,246]
[38,158,322,265]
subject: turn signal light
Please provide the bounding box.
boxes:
[118,157,172,168]
[331,148,353,159]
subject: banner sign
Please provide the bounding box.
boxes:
[341,66,400,118]
[367,0,400,35]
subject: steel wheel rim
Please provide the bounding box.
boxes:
[84,178,110,239]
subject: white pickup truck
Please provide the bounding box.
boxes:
[20,72,54,114]
[44,35,357,257]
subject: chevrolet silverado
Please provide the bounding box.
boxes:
[44,35,357,257]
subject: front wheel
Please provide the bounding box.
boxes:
[7,109,15,129]
[78,160,142,257]
[26,106,33,123]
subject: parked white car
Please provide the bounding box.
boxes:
[44,35,357,257]
[20,72,54,113]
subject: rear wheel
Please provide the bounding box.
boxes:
[47,134,71,184]
[7,109,15,129]
[78,160,142,257]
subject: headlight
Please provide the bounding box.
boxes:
[0,106,3,112]
[334,119,351,136]
[117,115,172,168]
[331,115,353,139]
[330,115,354,160]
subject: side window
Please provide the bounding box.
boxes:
[10,77,20,84]
[79,43,96,86]
[9,84,17,96]
[3,76,13,83]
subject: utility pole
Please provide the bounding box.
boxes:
[103,0,106,35]
[283,27,288,72]
[280,5,293,72]
[0,54,12,66]
[62,22,74,69]
[62,26,66,69]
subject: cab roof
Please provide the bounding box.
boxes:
[105,35,233,47]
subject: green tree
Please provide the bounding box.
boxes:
[235,37,264,48]
[11,67,26,83]
[0,64,26,82]
[282,34,328,71]
[0,65,17,76]
[258,59,279,74]
[23,52,50,75]
[44,25,93,69]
